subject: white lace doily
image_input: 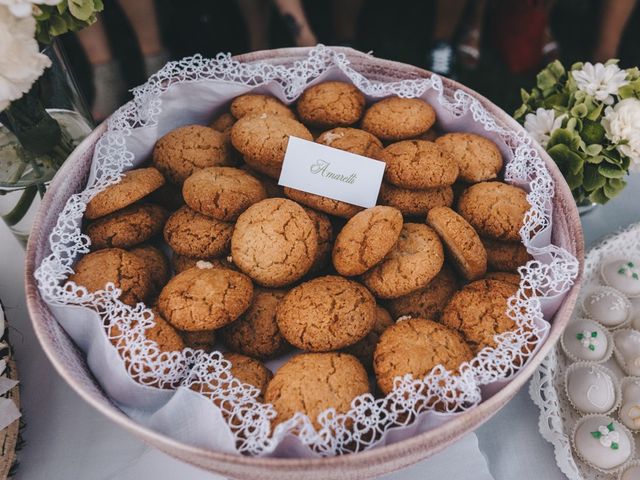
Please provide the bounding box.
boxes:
[531,222,640,479]
[34,46,578,457]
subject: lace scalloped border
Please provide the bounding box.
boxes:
[531,222,640,480]
[35,46,579,456]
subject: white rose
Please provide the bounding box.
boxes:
[602,98,640,171]
[0,5,51,112]
[0,0,60,18]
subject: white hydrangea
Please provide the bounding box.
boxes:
[572,62,629,105]
[602,98,640,172]
[0,0,60,18]
[524,108,566,148]
[0,5,52,111]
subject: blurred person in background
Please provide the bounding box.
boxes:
[593,0,637,62]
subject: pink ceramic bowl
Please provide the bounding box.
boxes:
[25,47,584,480]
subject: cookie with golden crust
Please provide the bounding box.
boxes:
[221,288,289,359]
[484,271,520,286]
[209,112,236,135]
[164,205,233,259]
[230,94,295,120]
[182,167,267,221]
[152,125,233,184]
[180,329,217,352]
[426,206,487,281]
[231,198,317,287]
[86,203,168,250]
[373,317,473,395]
[303,207,334,273]
[68,248,152,306]
[170,253,234,274]
[277,275,376,352]
[362,97,436,141]
[381,140,458,189]
[361,223,445,299]
[158,264,253,331]
[264,352,369,428]
[224,352,273,398]
[482,237,532,272]
[386,264,459,320]
[145,309,185,352]
[332,206,403,276]
[85,167,165,220]
[441,279,519,353]
[230,114,313,179]
[283,187,363,219]
[343,305,394,369]
[378,183,453,217]
[316,127,383,158]
[435,133,503,183]
[296,81,365,128]
[457,182,529,241]
[130,244,171,295]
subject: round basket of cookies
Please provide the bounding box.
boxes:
[25,46,584,479]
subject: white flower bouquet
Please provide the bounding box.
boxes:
[515,60,640,205]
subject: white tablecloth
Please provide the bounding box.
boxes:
[3,173,639,480]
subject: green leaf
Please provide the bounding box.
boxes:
[583,165,606,191]
[69,0,95,21]
[57,2,68,14]
[548,143,585,176]
[547,128,578,149]
[581,120,606,144]
[548,60,566,79]
[571,103,588,118]
[586,102,604,121]
[599,163,627,178]
[48,15,69,37]
[585,144,603,156]
[566,169,584,190]
[537,69,558,91]
[585,155,605,164]
[604,178,627,198]
[514,104,528,121]
[589,187,609,204]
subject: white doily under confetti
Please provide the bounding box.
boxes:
[34,46,578,457]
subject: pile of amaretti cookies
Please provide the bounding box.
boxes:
[70,81,533,429]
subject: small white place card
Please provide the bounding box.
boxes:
[278,137,386,208]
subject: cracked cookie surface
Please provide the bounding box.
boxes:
[373,317,473,395]
[332,206,403,276]
[284,187,362,219]
[436,132,503,183]
[85,167,165,220]
[303,207,334,273]
[441,279,519,353]
[482,237,532,272]
[221,288,289,359]
[277,275,376,351]
[152,125,233,184]
[130,244,170,295]
[86,203,168,250]
[386,264,459,320]
[264,352,369,428]
[164,205,233,259]
[362,97,436,141]
[296,81,365,128]
[170,253,234,273]
[361,223,444,299]
[180,329,217,352]
[378,183,453,217]
[381,140,458,189]
[230,114,312,179]
[158,265,253,331]
[69,248,152,306]
[231,198,317,287]
[182,166,267,221]
[426,206,487,281]
[230,94,295,120]
[145,308,185,352]
[316,127,383,158]
[343,305,394,370]
[457,182,529,241]
[224,352,273,398]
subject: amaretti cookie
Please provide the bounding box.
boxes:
[68,248,152,306]
[152,125,232,184]
[316,127,383,158]
[209,112,236,134]
[343,305,394,369]
[163,205,233,259]
[441,279,519,353]
[230,94,295,120]
[457,182,529,241]
[145,309,185,352]
[86,203,168,250]
[332,206,403,276]
[296,81,365,128]
[426,206,487,281]
[482,236,532,272]
[277,275,376,351]
[435,133,503,183]
[377,183,453,217]
[158,265,253,331]
[230,114,312,178]
[362,97,436,141]
[484,271,520,286]
[284,187,363,219]
[386,264,458,320]
[181,329,217,352]
[130,244,171,295]
[361,223,444,299]
[373,317,473,395]
[182,167,267,221]
[171,253,234,274]
[381,140,458,189]
[303,207,334,273]
[85,167,165,220]
[264,352,369,428]
[224,352,273,398]
[231,198,317,287]
[221,288,289,359]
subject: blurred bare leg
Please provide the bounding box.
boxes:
[332,0,364,45]
[236,0,272,51]
[593,0,637,62]
[458,0,487,69]
[273,0,318,47]
[76,17,112,65]
[433,0,467,42]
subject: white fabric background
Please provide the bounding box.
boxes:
[5,177,639,477]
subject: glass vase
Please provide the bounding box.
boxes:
[0,40,93,247]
